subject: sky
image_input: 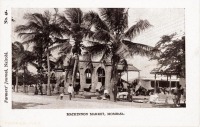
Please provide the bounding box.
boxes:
[12,8,185,81]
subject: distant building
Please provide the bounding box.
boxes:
[139,77,179,90]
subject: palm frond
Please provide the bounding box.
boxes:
[15,21,42,33]
[57,14,71,27]
[47,40,71,53]
[124,19,152,40]
[13,41,24,53]
[22,37,40,45]
[100,8,128,33]
[84,11,110,31]
[32,13,47,26]
[23,13,43,26]
[81,27,95,38]
[60,42,72,54]
[85,43,110,58]
[92,29,112,43]
[54,38,70,44]
[86,40,101,46]
[44,10,51,22]
[65,8,83,24]
[122,40,158,57]
[49,23,64,38]
[18,32,37,40]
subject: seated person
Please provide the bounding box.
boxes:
[74,83,80,94]
[96,82,102,92]
[103,89,110,100]
[59,92,64,100]
[117,91,128,99]
[149,92,159,104]
[84,85,92,92]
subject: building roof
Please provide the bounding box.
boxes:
[54,60,140,72]
[150,68,179,75]
[79,60,140,72]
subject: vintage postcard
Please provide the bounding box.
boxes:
[0,0,200,127]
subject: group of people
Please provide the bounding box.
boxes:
[102,79,134,102]
[59,84,74,100]
[148,84,185,107]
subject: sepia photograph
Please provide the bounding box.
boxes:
[1,0,200,126]
[11,8,186,109]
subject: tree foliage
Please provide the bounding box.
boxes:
[152,33,185,78]
[84,8,157,77]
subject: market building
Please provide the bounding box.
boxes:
[53,52,140,94]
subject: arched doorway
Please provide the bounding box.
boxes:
[76,71,80,83]
[97,67,105,86]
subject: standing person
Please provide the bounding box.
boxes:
[176,85,182,106]
[68,84,74,100]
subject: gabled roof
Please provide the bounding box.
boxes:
[79,60,140,72]
[54,60,140,72]
[117,64,140,72]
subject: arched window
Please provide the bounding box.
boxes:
[85,69,92,84]
[97,67,105,86]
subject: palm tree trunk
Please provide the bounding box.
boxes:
[15,63,19,92]
[23,64,26,93]
[47,51,51,96]
[36,60,42,95]
[72,54,79,87]
[109,64,119,101]
[64,70,70,93]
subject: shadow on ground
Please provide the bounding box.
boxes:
[152,103,186,108]
[12,101,48,109]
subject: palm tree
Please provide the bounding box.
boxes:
[15,10,65,95]
[84,8,157,100]
[54,8,93,87]
[12,41,36,92]
[12,41,24,92]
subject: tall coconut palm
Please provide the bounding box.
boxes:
[15,10,66,95]
[12,41,36,92]
[12,41,24,92]
[84,8,158,101]
[54,8,93,87]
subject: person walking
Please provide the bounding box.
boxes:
[68,84,74,100]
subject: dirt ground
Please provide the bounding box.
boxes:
[12,92,184,109]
